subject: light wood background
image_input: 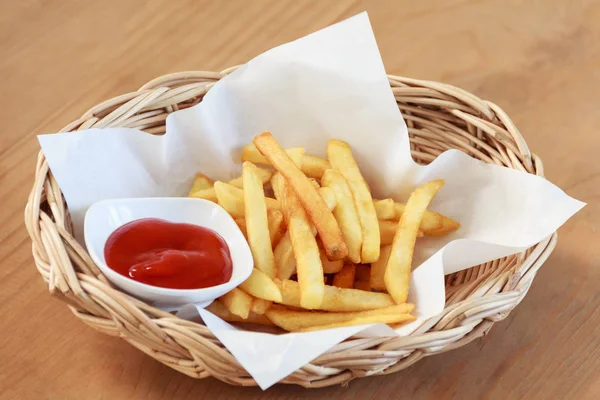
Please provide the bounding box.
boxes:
[1,1,598,399]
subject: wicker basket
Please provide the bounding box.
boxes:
[25,67,556,388]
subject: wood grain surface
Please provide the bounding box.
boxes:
[1,0,598,399]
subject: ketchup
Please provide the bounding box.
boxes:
[104,218,232,289]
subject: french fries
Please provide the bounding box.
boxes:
[393,203,460,236]
[276,279,396,312]
[215,181,280,217]
[250,298,272,314]
[242,143,330,177]
[317,186,337,211]
[267,210,285,247]
[309,178,320,189]
[243,162,276,278]
[274,172,336,214]
[220,288,253,319]
[214,182,246,217]
[254,132,347,261]
[188,173,214,194]
[298,313,416,332]
[332,264,355,289]
[274,180,336,280]
[239,268,282,302]
[229,167,273,188]
[189,187,218,202]
[370,245,391,291]
[372,200,460,236]
[319,247,344,274]
[301,155,331,179]
[385,180,444,304]
[274,232,296,280]
[235,217,247,238]
[207,301,273,326]
[322,169,362,263]
[379,219,424,245]
[327,139,380,263]
[189,169,272,200]
[271,172,284,203]
[281,179,324,309]
[273,194,333,281]
[265,304,415,332]
[373,198,396,220]
[242,143,305,167]
[186,134,458,331]
[379,219,397,246]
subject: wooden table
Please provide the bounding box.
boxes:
[1,1,598,398]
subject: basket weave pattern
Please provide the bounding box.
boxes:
[25,68,557,388]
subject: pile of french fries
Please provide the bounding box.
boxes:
[188,132,459,332]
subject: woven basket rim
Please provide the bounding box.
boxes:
[24,68,557,388]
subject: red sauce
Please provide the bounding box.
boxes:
[104,218,232,289]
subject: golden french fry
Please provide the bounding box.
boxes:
[262,193,282,210]
[219,288,253,319]
[274,232,296,280]
[393,203,460,236]
[241,144,331,178]
[373,198,397,220]
[281,180,324,309]
[189,173,214,194]
[287,150,305,168]
[265,304,414,332]
[379,219,424,245]
[206,301,274,326]
[370,245,392,291]
[274,178,330,280]
[377,199,460,236]
[250,298,272,315]
[276,214,340,280]
[301,155,331,179]
[272,172,284,203]
[273,176,337,279]
[385,180,444,304]
[228,167,273,188]
[242,143,305,167]
[214,182,245,217]
[319,247,344,274]
[267,209,285,247]
[239,268,282,302]
[188,187,218,202]
[378,219,397,246]
[317,186,337,211]
[322,169,363,263]
[327,139,379,263]
[254,132,347,261]
[298,313,416,332]
[274,173,335,219]
[309,178,320,189]
[243,162,276,278]
[332,264,356,289]
[275,279,396,312]
[193,170,272,201]
[234,217,247,239]
[214,181,280,218]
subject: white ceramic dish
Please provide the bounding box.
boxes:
[84,197,253,310]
